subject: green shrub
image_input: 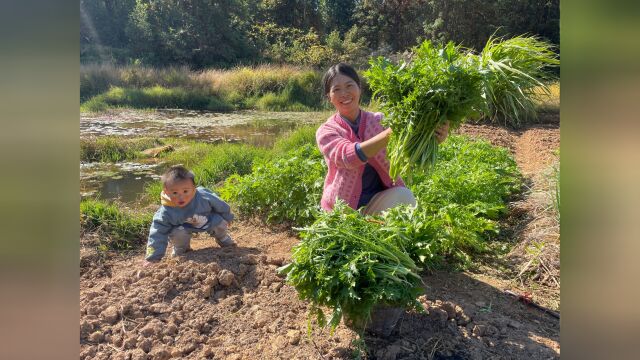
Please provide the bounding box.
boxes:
[410,135,522,216]
[219,144,325,226]
[81,199,152,250]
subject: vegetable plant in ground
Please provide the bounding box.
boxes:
[218,144,326,226]
[278,200,425,333]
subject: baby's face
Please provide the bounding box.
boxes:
[163,179,196,207]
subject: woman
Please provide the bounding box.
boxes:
[316,63,450,215]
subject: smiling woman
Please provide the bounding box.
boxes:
[316,63,450,214]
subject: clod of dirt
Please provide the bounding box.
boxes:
[472,324,487,337]
[253,310,271,328]
[508,320,522,329]
[129,349,147,360]
[80,320,93,337]
[441,301,457,319]
[218,270,235,287]
[266,256,285,266]
[123,335,137,349]
[429,307,449,327]
[88,331,104,343]
[149,348,171,360]
[100,305,120,324]
[241,255,259,265]
[287,330,301,345]
[149,303,171,314]
[139,338,152,353]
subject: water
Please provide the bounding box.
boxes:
[81,109,327,146]
[80,109,329,202]
[81,162,164,203]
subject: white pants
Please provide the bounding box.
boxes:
[169,220,229,255]
[362,187,416,216]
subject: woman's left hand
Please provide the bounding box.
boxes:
[435,120,450,144]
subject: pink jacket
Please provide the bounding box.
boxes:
[316,110,405,211]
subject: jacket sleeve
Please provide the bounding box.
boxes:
[145,209,173,261]
[200,188,234,222]
[316,124,366,170]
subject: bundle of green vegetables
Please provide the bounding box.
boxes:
[364,41,485,179]
[364,35,558,179]
[278,200,425,333]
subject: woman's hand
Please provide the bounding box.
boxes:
[435,120,450,144]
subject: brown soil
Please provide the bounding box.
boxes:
[80,118,560,359]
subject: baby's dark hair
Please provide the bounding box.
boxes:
[322,63,360,96]
[161,165,195,187]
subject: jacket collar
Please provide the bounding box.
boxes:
[333,110,366,136]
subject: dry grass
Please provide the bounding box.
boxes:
[533,81,560,109]
[507,156,560,309]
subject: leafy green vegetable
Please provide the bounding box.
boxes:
[364,36,558,179]
[218,144,325,226]
[364,41,485,179]
[278,200,425,333]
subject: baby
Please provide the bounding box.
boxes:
[142,165,235,266]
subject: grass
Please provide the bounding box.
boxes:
[140,140,270,202]
[270,124,318,155]
[81,64,327,112]
[81,137,164,162]
[80,86,233,113]
[534,81,560,112]
[80,199,152,250]
[81,64,203,101]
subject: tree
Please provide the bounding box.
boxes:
[127,0,255,67]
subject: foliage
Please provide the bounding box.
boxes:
[81,86,233,112]
[81,0,559,68]
[218,144,325,226]
[81,65,326,112]
[143,142,269,200]
[278,200,425,333]
[422,0,559,51]
[478,35,559,125]
[81,137,163,162]
[270,125,318,155]
[382,204,498,269]
[365,41,485,179]
[81,199,152,250]
[410,135,522,213]
[381,136,522,269]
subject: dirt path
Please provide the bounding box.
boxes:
[80,120,561,360]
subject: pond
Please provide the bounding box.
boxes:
[80,109,328,203]
[80,109,327,146]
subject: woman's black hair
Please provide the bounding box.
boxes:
[322,63,360,96]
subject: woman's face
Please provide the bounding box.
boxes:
[328,73,361,118]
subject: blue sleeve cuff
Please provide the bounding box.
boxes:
[354,143,368,162]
